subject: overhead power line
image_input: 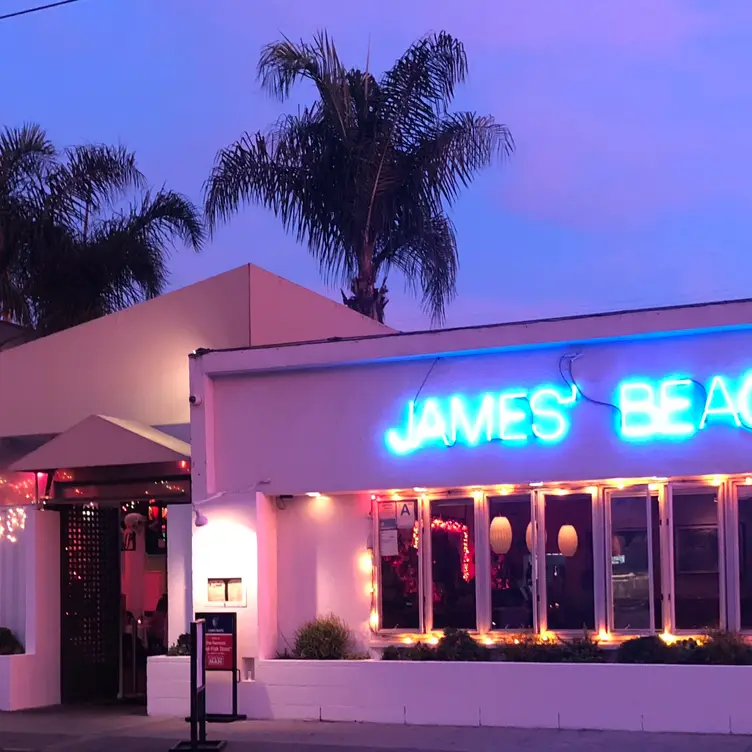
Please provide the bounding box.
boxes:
[0,0,83,22]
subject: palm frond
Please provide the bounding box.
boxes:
[381,213,458,325]
[258,31,352,138]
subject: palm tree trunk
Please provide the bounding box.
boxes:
[339,242,388,322]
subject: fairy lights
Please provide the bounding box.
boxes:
[0,507,26,543]
[413,518,472,582]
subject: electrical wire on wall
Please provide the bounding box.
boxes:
[559,353,623,419]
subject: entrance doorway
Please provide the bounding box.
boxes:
[51,465,190,705]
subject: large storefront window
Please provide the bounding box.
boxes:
[607,490,661,632]
[737,486,752,630]
[371,480,746,639]
[488,494,533,631]
[671,486,721,631]
[430,498,476,630]
[377,499,420,630]
[542,492,595,631]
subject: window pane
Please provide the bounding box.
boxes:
[544,493,595,630]
[651,496,663,631]
[489,495,533,630]
[611,494,656,631]
[738,488,752,630]
[672,489,720,631]
[378,499,419,629]
[431,498,476,630]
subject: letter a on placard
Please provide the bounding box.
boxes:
[396,501,416,529]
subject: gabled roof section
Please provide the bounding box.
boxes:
[248,265,395,346]
[10,414,190,472]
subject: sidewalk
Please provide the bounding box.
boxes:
[0,708,751,751]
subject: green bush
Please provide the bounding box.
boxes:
[616,632,752,665]
[166,633,191,656]
[682,632,752,665]
[293,614,353,660]
[615,635,671,664]
[0,627,23,655]
[435,628,491,661]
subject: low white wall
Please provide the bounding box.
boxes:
[147,656,190,717]
[235,660,752,734]
[0,510,60,711]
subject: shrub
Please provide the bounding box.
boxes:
[0,627,23,655]
[166,633,191,656]
[684,632,752,665]
[382,642,437,661]
[435,628,490,661]
[293,614,353,660]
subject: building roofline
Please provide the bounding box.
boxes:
[190,295,752,359]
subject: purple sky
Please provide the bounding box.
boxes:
[5,0,751,331]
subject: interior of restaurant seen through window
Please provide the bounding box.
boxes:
[374,478,752,638]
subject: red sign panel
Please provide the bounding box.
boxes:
[205,633,233,671]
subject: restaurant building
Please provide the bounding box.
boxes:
[0,264,390,712]
[185,299,752,733]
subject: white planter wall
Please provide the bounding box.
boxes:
[231,660,752,734]
[147,656,190,717]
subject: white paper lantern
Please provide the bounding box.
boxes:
[490,516,513,555]
[558,524,578,557]
[525,522,533,552]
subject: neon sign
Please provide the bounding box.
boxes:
[385,384,578,455]
[618,373,752,441]
[385,371,752,454]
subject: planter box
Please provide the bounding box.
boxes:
[236,660,752,734]
[0,653,60,711]
[147,655,190,717]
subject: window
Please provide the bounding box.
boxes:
[377,499,420,630]
[541,492,595,631]
[737,486,752,630]
[607,490,661,632]
[670,486,721,631]
[429,498,476,630]
[488,494,533,630]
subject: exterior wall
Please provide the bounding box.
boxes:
[0,263,393,440]
[248,266,392,347]
[209,327,752,495]
[0,509,60,711]
[238,660,752,733]
[275,494,372,654]
[0,267,254,438]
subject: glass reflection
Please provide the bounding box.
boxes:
[378,500,419,629]
[544,493,595,631]
[489,495,533,630]
[431,498,476,630]
[738,487,752,629]
[610,494,659,631]
[672,489,720,631]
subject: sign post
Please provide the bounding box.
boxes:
[195,611,247,722]
[170,619,226,751]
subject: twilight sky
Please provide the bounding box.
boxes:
[4,0,751,331]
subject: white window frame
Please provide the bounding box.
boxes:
[373,496,423,635]
[534,487,600,637]
[486,491,535,634]
[667,480,726,634]
[604,484,659,635]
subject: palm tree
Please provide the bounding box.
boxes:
[204,31,513,324]
[0,124,204,336]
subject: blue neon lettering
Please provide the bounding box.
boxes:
[531,385,577,441]
[659,379,695,436]
[385,384,576,455]
[450,394,494,445]
[699,375,740,429]
[386,371,752,455]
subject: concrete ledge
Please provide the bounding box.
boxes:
[147,655,190,717]
[233,660,752,734]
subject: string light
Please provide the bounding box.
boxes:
[0,507,26,543]
[413,518,472,582]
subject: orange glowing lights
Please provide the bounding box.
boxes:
[413,518,472,582]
